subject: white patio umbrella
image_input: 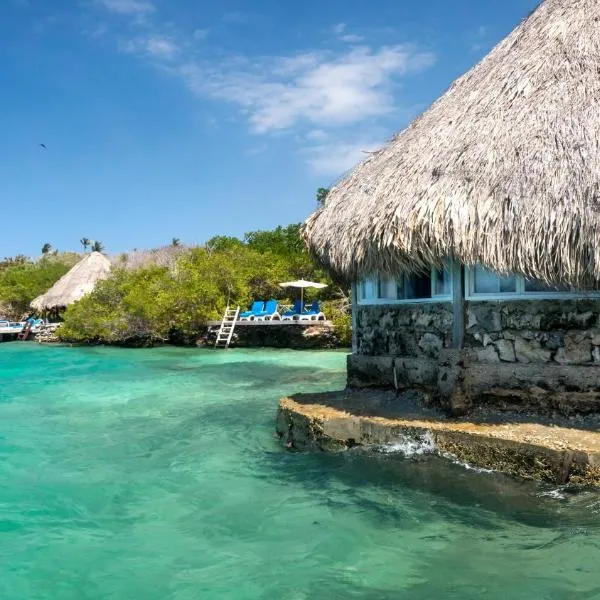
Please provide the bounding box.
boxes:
[279,279,328,311]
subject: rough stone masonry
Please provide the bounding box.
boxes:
[351,299,600,415]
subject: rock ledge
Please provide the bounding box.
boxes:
[276,391,600,485]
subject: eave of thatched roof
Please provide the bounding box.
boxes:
[303,0,600,288]
[31,252,111,311]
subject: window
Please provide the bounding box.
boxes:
[378,277,397,300]
[359,264,600,303]
[473,266,516,294]
[433,262,452,297]
[523,279,570,293]
[466,267,600,299]
[357,263,453,304]
[359,277,377,301]
[401,272,432,300]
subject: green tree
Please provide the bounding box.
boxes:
[1,255,28,267]
[171,238,181,247]
[80,237,90,252]
[91,241,104,253]
[204,235,244,253]
[56,222,345,346]
[0,253,79,318]
[41,243,52,255]
[244,224,304,256]
[316,187,330,206]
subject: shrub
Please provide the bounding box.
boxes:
[322,299,352,347]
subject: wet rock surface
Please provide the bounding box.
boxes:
[276,389,600,486]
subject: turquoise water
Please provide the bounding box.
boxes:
[1,346,600,599]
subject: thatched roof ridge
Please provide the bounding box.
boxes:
[303,0,600,287]
[31,252,111,311]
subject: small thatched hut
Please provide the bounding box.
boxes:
[304,0,600,415]
[31,252,111,313]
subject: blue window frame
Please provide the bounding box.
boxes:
[465,267,600,300]
[357,263,453,305]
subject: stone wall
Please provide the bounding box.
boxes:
[466,299,600,365]
[200,323,341,349]
[356,303,453,358]
[350,298,600,416]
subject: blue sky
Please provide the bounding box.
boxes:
[1,0,539,257]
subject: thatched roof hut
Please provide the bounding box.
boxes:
[304,0,600,288]
[31,252,111,311]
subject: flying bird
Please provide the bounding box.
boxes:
[39,143,47,149]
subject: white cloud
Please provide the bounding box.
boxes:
[306,129,328,141]
[122,35,178,59]
[303,138,383,176]
[146,36,177,58]
[339,34,365,43]
[332,23,364,43]
[179,45,435,133]
[84,4,434,176]
[97,0,154,15]
[271,53,320,76]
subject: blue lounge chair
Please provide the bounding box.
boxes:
[297,300,325,321]
[239,301,265,321]
[282,299,304,321]
[254,299,281,321]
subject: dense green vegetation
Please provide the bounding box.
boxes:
[60,225,348,345]
[0,223,350,346]
[0,253,80,319]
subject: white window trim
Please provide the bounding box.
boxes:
[465,267,600,301]
[357,266,453,306]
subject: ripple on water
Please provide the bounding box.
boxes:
[1,345,600,599]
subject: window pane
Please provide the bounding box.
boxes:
[524,278,570,293]
[396,277,405,300]
[433,264,452,296]
[359,280,370,300]
[364,278,377,300]
[378,277,397,300]
[499,275,517,293]
[474,266,516,294]
[405,273,432,299]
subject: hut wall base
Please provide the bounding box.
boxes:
[353,299,600,416]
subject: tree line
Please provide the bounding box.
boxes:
[0,217,349,346]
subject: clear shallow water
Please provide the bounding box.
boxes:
[1,345,600,599]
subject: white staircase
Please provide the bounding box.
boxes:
[214,306,240,349]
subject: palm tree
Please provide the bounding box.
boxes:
[41,243,52,255]
[80,237,90,252]
[91,241,104,253]
[171,237,181,247]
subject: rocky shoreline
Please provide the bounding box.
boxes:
[276,389,600,486]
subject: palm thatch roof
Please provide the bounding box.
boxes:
[31,252,111,311]
[303,0,600,287]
